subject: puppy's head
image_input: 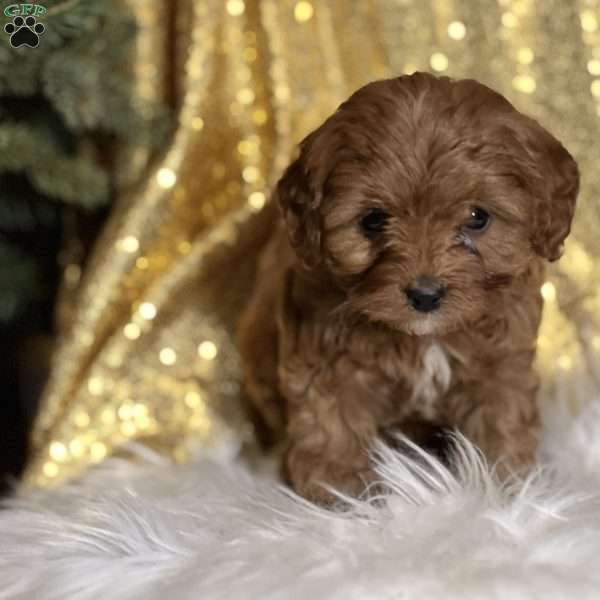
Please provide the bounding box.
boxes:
[277,73,579,335]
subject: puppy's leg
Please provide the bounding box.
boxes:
[445,373,540,480]
[283,366,380,505]
[278,271,380,504]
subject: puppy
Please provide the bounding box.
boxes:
[238,73,579,504]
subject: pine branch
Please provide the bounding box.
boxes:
[0,239,38,324]
[42,34,171,145]
[46,0,86,17]
[0,185,59,233]
[0,123,109,208]
[0,0,171,144]
[0,0,172,328]
[0,0,132,93]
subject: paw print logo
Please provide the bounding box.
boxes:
[4,15,45,48]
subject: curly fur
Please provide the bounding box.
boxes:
[238,72,579,504]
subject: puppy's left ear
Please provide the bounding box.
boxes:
[514,116,580,262]
[275,154,323,269]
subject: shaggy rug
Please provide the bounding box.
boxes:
[2,400,600,600]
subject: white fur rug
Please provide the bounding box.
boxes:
[2,401,600,600]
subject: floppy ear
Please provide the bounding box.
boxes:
[514,117,580,262]
[275,156,323,268]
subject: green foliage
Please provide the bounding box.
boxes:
[1,0,119,93]
[0,240,38,324]
[0,122,109,206]
[0,0,171,326]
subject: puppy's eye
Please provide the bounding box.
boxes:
[465,207,490,231]
[360,209,389,236]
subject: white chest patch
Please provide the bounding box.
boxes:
[411,342,452,418]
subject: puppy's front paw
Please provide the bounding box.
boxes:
[492,448,537,482]
[284,451,378,506]
[293,469,378,506]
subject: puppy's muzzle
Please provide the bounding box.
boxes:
[405,277,446,313]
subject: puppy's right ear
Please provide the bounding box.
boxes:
[275,157,323,269]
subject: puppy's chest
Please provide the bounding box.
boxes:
[406,342,453,418]
[365,338,458,419]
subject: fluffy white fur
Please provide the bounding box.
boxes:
[2,400,600,600]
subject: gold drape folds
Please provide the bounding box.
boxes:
[26,0,600,486]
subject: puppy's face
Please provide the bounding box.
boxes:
[278,73,579,336]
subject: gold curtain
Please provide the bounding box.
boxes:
[25,0,600,486]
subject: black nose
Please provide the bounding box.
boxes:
[405,277,446,313]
